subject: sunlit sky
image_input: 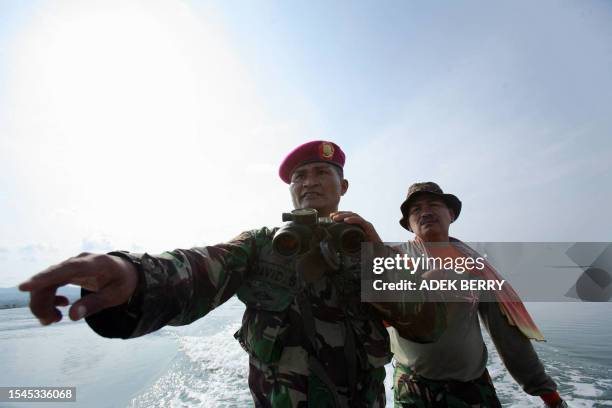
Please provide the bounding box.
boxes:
[1,0,611,287]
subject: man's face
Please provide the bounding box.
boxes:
[407,195,454,241]
[289,162,348,216]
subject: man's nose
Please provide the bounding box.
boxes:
[420,209,435,219]
[302,173,321,187]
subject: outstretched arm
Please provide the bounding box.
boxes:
[20,229,264,339]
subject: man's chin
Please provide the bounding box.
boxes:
[299,199,324,210]
[419,224,441,235]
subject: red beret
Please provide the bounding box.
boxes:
[279,140,345,183]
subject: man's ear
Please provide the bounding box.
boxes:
[340,179,349,196]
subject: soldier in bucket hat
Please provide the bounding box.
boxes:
[398,182,462,233]
[389,182,567,408]
[19,141,443,408]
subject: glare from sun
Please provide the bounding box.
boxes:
[5,1,273,252]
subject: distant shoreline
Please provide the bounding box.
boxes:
[0,304,28,310]
[0,286,81,310]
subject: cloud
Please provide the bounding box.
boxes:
[130,244,145,253]
[18,243,59,262]
[80,236,114,253]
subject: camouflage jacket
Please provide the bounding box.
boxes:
[84,227,443,407]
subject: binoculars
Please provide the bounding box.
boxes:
[272,209,365,268]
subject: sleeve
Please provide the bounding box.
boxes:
[370,296,447,343]
[478,297,558,396]
[83,229,265,339]
[366,244,447,343]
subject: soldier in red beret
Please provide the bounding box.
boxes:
[280,141,382,242]
[20,140,443,407]
[280,140,349,217]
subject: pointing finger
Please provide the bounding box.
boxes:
[19,258,92,292]
[54,295,70,307]
[28,287,62,325]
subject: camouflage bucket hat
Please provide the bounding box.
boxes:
[399,182,462,231]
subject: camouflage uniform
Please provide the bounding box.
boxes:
[393,364,501,408]
[84,227,441,407]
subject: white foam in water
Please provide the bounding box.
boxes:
[175,324,251,405]
[570,374,604,398]
[3,303,610,407]
[125,300,611,407]
[484,335,612,408]
[383,336,611,408]
[128,332,612,407]
[129,323,251,408]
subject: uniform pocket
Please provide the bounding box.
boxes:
[237,278,294,311]
[234,308,287,364]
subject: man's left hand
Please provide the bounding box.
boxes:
[330,211,382,243]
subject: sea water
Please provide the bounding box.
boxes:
[1,299,610,407]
